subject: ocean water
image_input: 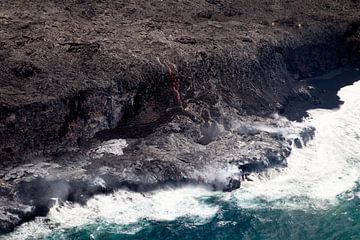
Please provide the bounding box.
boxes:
[3,81,360,240]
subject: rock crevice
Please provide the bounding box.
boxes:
[1,0,360,234]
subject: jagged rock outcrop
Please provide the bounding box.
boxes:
[1,0,360,234]
[1,0,359,161]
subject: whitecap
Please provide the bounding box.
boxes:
[4,187,218,240]
[231,80,360,210]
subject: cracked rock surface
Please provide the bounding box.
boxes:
[1,0,360,234]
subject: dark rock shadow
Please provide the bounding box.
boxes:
[281,66,360,121]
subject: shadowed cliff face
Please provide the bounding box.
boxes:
[0,0,359,161]
[1,0,360,234]
[0,25,357,161]
[346,21,360,65]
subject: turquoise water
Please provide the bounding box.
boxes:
[39,183,359,240]
[4,81,360,240]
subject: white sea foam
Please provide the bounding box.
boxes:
[3,187,218,240]
[4,80,360,239]
[191,164,240,186]
[49,187,217,226]
[231,80,360,209]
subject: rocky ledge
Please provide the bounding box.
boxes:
[1,0,360,234]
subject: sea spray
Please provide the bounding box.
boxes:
[4,187,218,240]
[3,81,360,240]
[232,80,360,210]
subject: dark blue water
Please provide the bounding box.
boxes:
[4,81,360,240]
[41,184,359,240]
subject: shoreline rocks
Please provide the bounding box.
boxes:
[1,0,360,234]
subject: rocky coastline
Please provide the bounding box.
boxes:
[1,0,360,234]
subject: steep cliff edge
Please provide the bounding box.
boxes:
[1,0,360,234]
[1,0,359,161]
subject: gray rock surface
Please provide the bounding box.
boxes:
[1,0,360,234]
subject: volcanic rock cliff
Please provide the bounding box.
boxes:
[1,0,360,234]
